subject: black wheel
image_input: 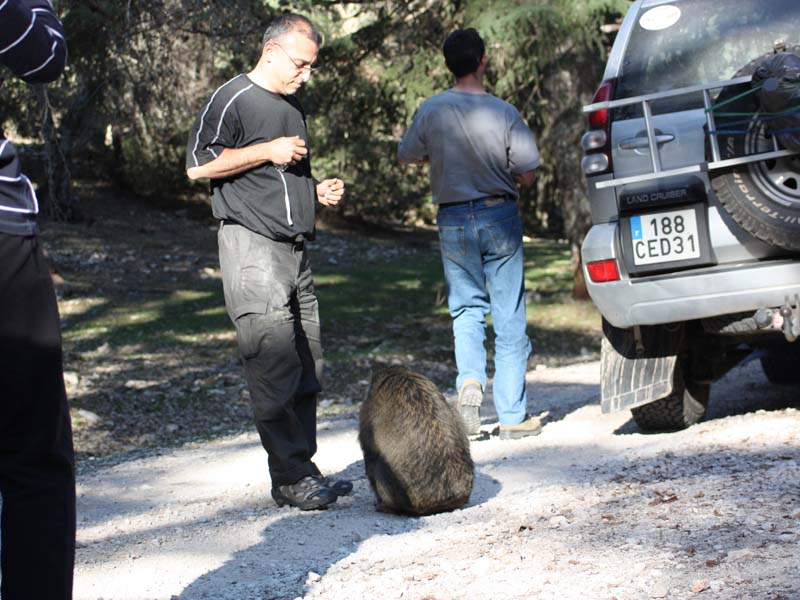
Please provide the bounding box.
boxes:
[599,319,685,415]
[631,365,709,431]
[710,47,800,251]
[760,348,800,384]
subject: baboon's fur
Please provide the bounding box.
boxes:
[359,366,474,516]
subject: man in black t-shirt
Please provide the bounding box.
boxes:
[186,13,348,510]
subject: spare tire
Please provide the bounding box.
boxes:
[710,47,800,252]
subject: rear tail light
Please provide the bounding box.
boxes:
[581,80,615,176]
[586,259,620,283]
[580,129,607,151]
[581,153,609,174]
[588,81,614,129]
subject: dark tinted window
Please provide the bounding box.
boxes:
[616,0,800,102]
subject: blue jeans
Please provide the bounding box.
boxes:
[437,199,531,425]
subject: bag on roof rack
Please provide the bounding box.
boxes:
[752,52,800,151]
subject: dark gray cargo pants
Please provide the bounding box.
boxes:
[218,222,323,486]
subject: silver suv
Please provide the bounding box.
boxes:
[580,0,800,430]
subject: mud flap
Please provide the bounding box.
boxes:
[600,319,684,413]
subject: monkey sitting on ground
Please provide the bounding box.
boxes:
[359,366,474,516]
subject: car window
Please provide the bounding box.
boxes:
[615,0,800,115]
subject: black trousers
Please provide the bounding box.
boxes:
[218,223,323,486]
[0,234,75,600]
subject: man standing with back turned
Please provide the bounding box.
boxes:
[0,1,75,598]
[398,28,542,440]
[186,13,350,510]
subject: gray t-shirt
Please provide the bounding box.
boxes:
[397,89,540,204]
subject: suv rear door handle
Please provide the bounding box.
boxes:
[619,134,675,150]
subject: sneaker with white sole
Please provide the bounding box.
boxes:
[456,380,483,435]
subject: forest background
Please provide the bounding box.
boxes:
[1,0,629,294]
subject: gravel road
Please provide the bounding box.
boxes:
[74,357,799,600]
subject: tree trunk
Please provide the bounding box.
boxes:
[570,243,588,299]
[37,86,74,221]
[539,48,604,300]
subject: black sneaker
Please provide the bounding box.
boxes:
[271,476,338,510]
[314,475,353,496]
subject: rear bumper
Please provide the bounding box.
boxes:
[582,223,800,328]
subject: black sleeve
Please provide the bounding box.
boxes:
[0,0,67,84]
[185,79,243,170]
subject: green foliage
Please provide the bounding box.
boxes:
[4,0,629,241]
[12,1,275,198]
[467,0,629,238]
[298,2,451,224]
[300,0,628,232]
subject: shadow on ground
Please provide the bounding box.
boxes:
[613,356,800,435]
[174,469,502,600]
[73,357,800,599]
[477,362,601,432]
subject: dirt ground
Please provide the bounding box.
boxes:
[73,358,799,600]
[44,185,597,466]
[37,186,799,599]
[43,186,456,464]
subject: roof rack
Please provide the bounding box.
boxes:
[583,75,799,190]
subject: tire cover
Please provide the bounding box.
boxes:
[710,47,800,252]
[753,52,800,152]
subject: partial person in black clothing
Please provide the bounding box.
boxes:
[186,13,349,511]
[0,1,75,599]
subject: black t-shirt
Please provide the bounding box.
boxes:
[186,74,317,242]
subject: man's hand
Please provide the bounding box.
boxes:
[514,170,536,187]
[268,136,307,166]
[316,178,345,206]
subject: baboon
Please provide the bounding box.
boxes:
[359,366,474,516]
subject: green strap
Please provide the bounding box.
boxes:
[705,83,763,113]
[715,104,800,117]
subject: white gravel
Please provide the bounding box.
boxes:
[74,358,800,600]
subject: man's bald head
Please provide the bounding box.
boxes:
[262,13,322,47]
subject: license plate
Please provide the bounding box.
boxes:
[629,208,701,266]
